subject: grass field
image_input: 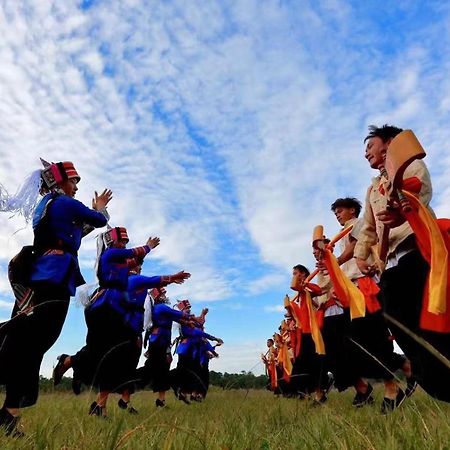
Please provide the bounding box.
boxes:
[1,387,450,449]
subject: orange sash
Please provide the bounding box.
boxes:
[401,190,450,332]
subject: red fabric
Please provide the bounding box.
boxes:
[401,177,422,193]
[316,309,324,329]
[356,277,382,314]
[419,218,450,332]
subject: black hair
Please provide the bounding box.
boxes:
[364,124,403,143]
[267,338,274,343]
[292,264,310,276]
[331,197,362,217]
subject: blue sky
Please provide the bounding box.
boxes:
[0,0,450,376]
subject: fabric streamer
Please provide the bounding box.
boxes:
[0,169,42,222]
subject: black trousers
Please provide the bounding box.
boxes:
[380,250,450,401]
[135,344,171,392]
[322,313,359,391]
[291,334,325,395]
[0,283,69,408]
[350,309,404,380]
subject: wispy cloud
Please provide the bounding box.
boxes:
[1,0,450,374]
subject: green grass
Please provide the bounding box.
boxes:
[1,387,450,449]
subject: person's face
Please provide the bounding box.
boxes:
[59,178,78,197]
[267,339,273,348]
[333,206,356,226]
[365,136,388,170]
[292,268,307,282]
[312,247,321,261]
[113,239,128,249]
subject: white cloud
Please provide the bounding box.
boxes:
[1,0,450,374]
[263,305,285,313]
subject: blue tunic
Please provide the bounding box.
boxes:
[88,245,151,313]
[125,274,162,334]
[148,304,185,349]
[176,326,216,358]
[31,193,107,295]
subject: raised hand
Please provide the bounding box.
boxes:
[92,189,113,210]
[215,338,224,346]
[169,271,191,285]
[146,237,161,249]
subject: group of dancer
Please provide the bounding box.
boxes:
[262,124,450,413]
[0,159,222,437]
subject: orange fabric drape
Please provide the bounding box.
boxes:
[289,285,325,355]
[356,276,382,314]
[322,250,366,320]
[401,190,450,332]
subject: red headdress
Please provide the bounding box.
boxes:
[176,299,191,311]
[40,158,81,190]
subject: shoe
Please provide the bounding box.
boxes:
[0,408,25,438]
[53,354,69,386]
[405,377,418,398]
[155,399,166,408]
[352,383,375,408]
[178,393,191,405]
[381,388,406,415]
[118,399,139,414]
[89,401,106,417]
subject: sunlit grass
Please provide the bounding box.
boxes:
[1,387,450,449]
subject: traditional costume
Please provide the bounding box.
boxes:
[173,300,222,403]
[0,161,108,435]
[356,131,450,401]
[287,274,326,398]
[135,291,190,407]
[341,218,405,381]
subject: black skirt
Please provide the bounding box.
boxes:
[135,343,171,392]
[0,283,70,408]
[72,305,141,392]
[174,353,203,393]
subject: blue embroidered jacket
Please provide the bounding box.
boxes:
[88,245,151,313]
[31,193,107,295]
[148,304,185,349]
[176,325,216,360]
[125,274,163,334]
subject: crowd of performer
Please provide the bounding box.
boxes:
[1,123,450,436]
[262,124,450,414]
[0,159,222,436]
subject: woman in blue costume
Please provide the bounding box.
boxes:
[55,228,191,416]
[54,252,191,415]
[173,300,223,404]
[136,288,194,408]
[0,160,111,436]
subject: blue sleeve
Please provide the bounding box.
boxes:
[103,246,150,262]
[60,196,107,228]
[159,304,185,322]
[128,274,162,290]
[190,328,216,340]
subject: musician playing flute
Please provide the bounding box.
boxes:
[355,124,450,403]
